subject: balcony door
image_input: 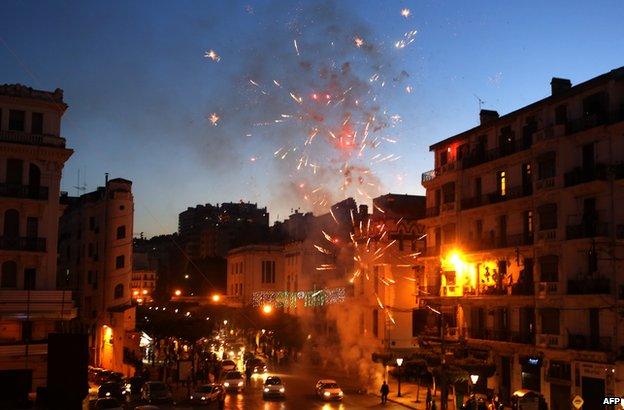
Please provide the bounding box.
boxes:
[4,209,19,238]
[522,163,532,195]
[28,164,41,188]
[589,308,599,348]
[582,143,595,173]
[6,159,23,185]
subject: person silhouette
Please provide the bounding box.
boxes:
[380,380,390,404]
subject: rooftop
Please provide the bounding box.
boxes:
[0,83,67,111]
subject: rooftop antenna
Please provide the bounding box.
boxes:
[73,168,87,196]
[473,94,486,112]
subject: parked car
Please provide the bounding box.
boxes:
[222,371,245,392]
[220,359,237,372]
[141,381,173,404]
[122,376,145,403]
[262,376,285,399]
[98,382,123,401]
[315,379,343,401]
[190,383,226,405]
[94,398,123,410]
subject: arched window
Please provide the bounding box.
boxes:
[3,209,19,238]
[114,283,124,299]
[1,261,17,288]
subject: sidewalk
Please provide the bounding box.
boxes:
[373,379,451,410]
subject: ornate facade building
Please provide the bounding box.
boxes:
[417,67,624,407]
[0,84,76,398]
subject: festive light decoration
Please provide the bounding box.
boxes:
[252,287,346,308]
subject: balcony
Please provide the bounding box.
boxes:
[535,176,556,191]
[567,334,612,352]
[425,206,440,217]
[533,124,567,143]
[0,290,76,319]
[466,233,533,251]
[461,185,531,210]
[564,164,608,187]
[566,109,624,135]
[0,237,46,252]
[0,130,66,148]
[567,276,611,295]
[0,183,49,200]
[536,229,557,242]
[536,281,560,297]
[566,222,609,240]
[421,162,457,184]
[537,334,565,348]
[468,328,534,344]
[461,138,532,170]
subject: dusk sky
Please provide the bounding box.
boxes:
[2,0,623,236]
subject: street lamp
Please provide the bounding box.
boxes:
[396,358,404,397]
[174,289,182,296]
[469,374,479,410]
[470,374,479,385]
[212,294,221,302]
[262,304,273,314]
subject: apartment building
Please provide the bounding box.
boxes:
[417,67,624,408]
[58,177,137,375]
[0,84,76,399]
[131,251,156,304]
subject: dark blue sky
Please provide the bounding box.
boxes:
[2,0,623,236]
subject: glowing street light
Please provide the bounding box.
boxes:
[142,289,148,295]
[223,320,228,325]
[396,358,404,397]
[262,304,273,314]
[212,294,221,302]
[174,289,182,296]
[470,374,479,385]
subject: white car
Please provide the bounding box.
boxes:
[223,371,245,392]
[316,379,344,401]
[263,376,285,399]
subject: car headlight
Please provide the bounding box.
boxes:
[105,392,111,397]
[190,395,194,400]
[264,388,269,392]
[201,396,206,400]
[279,387,285,393]
[324,391,331,397]
[238,381,244,387]
[224,382,230,387]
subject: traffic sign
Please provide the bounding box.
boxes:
[572,395,584,409]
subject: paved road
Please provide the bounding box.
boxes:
[128,364,406,410]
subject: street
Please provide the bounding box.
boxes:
[125,363,407,410]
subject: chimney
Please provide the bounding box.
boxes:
[479,109,499,125]
[550,77,572,96]
[359,204,368,217]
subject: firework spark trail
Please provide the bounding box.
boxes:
[293,39,300,56]
[314,244,333,255]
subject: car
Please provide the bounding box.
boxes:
[245,358,267,374]
[222,371,245,392]
[122,376,145,403]
[316,379,344,401]
[190,383,226,405]
[98,382,123,401]
[94,398,123,410]
[220,359,237,372]
[141,381,173,404]
[262,376,285,399]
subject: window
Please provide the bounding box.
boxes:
[116,225,126,239]
[28,164,41,188]
[538,203,557,230]
[524,211,534,236]
[261,260,275,283]
[442,223,456,244]
[26,217,38,238]
[114,283,124,299]
[6,159,23,185]
[116,255,125,269]
[88,270,93,284]
[93,271,98,289]
[31,112,43,134]
[537,152,556,180]
[497,171,507,196]
[89,217,96,230]
[555,105,567,125]
[372,309,379,337]
[9,110,25,131]
[24,268,36,290]
[439,150,448,166]
[442,182,455,204]
[1,261,17,288]
[540,308,560,335]
[119,205,125,210]
[539,255,558,282]
[21,321,33,342]
[3,209,19,238]
[475,220,483,239]
[474,177,482,197]
[88,243,94,257]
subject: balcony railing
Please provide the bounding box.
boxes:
[0,237,46,252]
[564,164,608,187]
[567,277,611,295]
[461,185,531,210]
[566,221,609,239]
[566,109,624,135]
[0,130,66,148]
[461,137,532,170]
[466,233,533,251]
[567,334,612,352]
[425,206,440,217]
[421,161,457,184]
[418,285,441,297]
[468,328,535,344]
[0,183,49,200]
